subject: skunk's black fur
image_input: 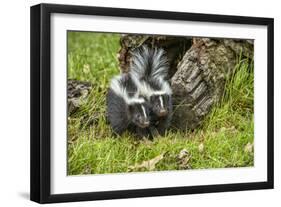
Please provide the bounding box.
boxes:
[106,73,150,137]
[129,45,173,135]
[149,93,173,135]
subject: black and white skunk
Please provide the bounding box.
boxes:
[106,73,150,137]
[129,45,173,135]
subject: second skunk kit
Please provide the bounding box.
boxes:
[106,45,173,138]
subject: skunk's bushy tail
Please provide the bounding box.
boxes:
[130,45,169,82]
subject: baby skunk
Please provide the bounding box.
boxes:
[106,73,150,137]
[129,45,173,135]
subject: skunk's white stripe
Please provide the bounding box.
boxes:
[152,91,167,96]
[153,78,172,95]
[159,96,164,108]
[141,105,147,119]
[110,75,145,105]
[151,47,169,79]
[130,46,150,79]
[129,45,172,98]
[127,98,145,105]
[130,73,154,97]
[130,45,169,81]
[131,73,172,98]
[160,80,172,95]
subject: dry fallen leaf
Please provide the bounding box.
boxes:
[177,149,191,169]
[198,143,204,153]
[83,166,92,174]
[128,153,165,172]
[244,142,254,153]
[140,138,153,145]
[220,127,227,132]
[82,64,90,74]
[178,149,189,159]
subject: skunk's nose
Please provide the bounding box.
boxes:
[159,109,168,117]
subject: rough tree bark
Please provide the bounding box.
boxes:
[67,79,92,115]
[118,35,254,130]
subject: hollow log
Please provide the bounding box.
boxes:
[118,34,191,78]
[118,35,254,130]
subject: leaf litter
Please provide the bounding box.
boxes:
[177,149,192,169]
[128,153,166,172]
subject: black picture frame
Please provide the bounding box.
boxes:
[30,3,274,204]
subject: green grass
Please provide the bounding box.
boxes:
[67,31,254,175]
